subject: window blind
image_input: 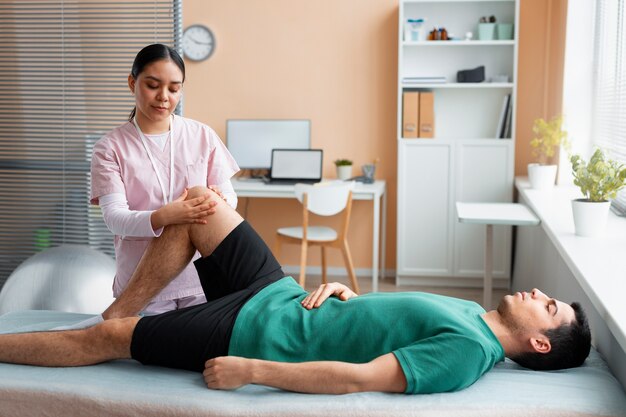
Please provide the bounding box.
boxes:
[0,0,182,287]
[592,0,626,214]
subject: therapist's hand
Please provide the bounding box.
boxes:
[151,188,217,230]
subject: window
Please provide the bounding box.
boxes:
[0,1,182,286]
[592,0,626,214]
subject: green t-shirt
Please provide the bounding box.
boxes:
[229,277,504,394]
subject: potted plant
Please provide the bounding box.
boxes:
[570,148,626,237]
[528,115,569,190]
[334,159,353,180]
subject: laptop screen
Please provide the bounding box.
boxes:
[270,149,323,180]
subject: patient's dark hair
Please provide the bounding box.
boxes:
[511,302,591,371]
[128,43,185,121]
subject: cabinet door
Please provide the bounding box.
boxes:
[397,142,454,276]
[454,142,514,278]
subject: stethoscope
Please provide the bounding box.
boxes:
[132,115,174,207]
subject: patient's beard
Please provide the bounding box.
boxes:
[497,297,524,334]
[496,296,511,316]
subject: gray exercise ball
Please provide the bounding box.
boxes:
[0,245,115,315]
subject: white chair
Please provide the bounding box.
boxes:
[274,181,360,293]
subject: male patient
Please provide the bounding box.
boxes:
[0,186,591,395]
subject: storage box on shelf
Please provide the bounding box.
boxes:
[396,0,518,287]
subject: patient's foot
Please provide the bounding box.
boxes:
[51,314,104,331]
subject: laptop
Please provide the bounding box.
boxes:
[265,149,323,184]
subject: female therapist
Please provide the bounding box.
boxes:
[91,44,239,315]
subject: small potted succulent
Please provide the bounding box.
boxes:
[570,148,626,237]
[528,115,569,190]
[334,159,353,181]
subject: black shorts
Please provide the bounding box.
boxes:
[130,220,285,372]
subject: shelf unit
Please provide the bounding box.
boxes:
[396,0,519,288]
[404,40,515,46]
[401,83,514,89]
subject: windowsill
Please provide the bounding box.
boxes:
[515,177,626,353]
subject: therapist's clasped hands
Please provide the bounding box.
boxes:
[150,187,219,230]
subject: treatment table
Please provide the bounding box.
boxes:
[0,310,625,417]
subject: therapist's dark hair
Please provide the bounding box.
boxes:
[511,302,591,371]
[128,43,186,121]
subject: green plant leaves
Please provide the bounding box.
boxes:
[570,148,626,202]
[530,115,569,164]
[334,159,352,166]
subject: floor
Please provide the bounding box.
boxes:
[302,275,509,311]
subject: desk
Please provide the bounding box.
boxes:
[232,179,387,292]
[456,202,540,308]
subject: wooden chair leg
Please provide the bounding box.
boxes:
[321,246,328,284]
[273,235,282,259]
[340,239,360,294]
[299,239,308,288]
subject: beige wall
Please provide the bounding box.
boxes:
[182,0,567,273]
[516,0,567,172]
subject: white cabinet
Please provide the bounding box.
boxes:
[396,0,518,287]
[398,142,454,276]
[453,142,514,277]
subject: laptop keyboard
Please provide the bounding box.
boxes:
[264,178,318,185]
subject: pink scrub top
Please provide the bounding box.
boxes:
[90,115,239,301]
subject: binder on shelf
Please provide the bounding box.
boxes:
[403,76,447,85]
[502,98,513,139]
[419,91,435,138]
[402,91,419,138]
[495,94,511,138]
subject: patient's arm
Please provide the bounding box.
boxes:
[300,282,358,310]
[202,353,406,394]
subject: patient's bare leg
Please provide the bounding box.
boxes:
[103,186,244,319]
[0,317,139,367]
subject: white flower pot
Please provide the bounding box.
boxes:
[336,165,352,180]
[571,199,611,237]
[528,163,557,190]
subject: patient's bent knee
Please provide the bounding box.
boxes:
[187,185,225,207]
[186,185,212,200]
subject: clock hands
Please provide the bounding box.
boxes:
[187,36,211,46]
[183,25,214,60]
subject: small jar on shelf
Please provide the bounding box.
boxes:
[404,18,425,42]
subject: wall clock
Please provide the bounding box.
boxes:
[182,24,215,61]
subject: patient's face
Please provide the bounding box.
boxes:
[497,288,576,335]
